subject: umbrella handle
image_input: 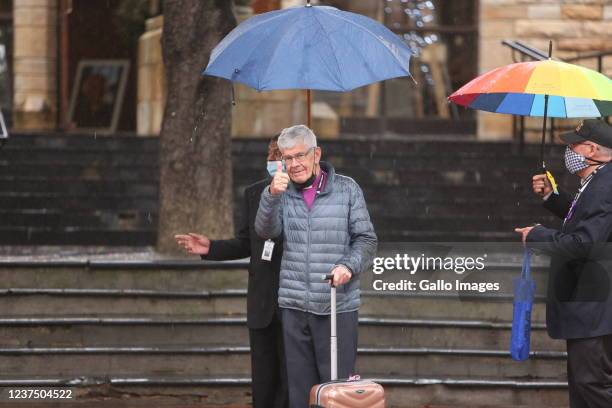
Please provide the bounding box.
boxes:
[307,89,312,128]
[540,94,549,171]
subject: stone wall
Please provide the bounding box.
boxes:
[479,0,612,140]
[12,0,57,130]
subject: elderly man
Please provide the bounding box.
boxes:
[517,119,612,408]
[255,124,377,408]
[175,136,288,408]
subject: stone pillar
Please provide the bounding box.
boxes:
[13,0,58,130]
[477,0,523,140]
[137,15,164,136]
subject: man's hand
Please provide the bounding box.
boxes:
[514,226,536,245]
[532,174,552,197]
[174,233,211,255]
[331,265,352,286]
[270,162,290,196]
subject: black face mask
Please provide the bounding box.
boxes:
[293,173,316,191]
[293,155,318,191]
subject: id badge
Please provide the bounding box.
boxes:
[261,239,275,261]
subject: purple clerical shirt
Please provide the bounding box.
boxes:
[301,170,327,210]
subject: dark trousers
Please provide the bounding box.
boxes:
[281,308,358,408]
[566,334,612,408]
[249,314,289,408]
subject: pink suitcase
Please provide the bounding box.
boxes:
[309,274,385,408]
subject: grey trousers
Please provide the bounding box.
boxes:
[567,334,612,408]
[280,308,358,408]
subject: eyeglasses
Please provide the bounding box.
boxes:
[281,147,315,165]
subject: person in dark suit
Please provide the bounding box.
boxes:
[516,119,612,408]
[175,137,288,408]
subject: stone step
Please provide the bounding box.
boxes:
[0,262,249,291]
[0,193,157,211]
[0,346,567,379]
[0,211,549,232]
[0,376,569,407]
[0,150,158,166]
[0,165,159,180]
[3,257,552,289]
[0,229,156,246]
[0,211,157,229]
[0,291,547,322]
[371,214,561,232]
[4,133,158,151]
[0,180,157,195]
[0,315,564,351]
[376,230,521,242]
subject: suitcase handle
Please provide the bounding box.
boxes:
[321,274,337,380]
[322,273,335,287]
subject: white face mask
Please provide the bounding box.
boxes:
[266,161,284,176]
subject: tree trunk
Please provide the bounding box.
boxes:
[157,0,236,253]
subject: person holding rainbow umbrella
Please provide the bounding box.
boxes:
[450,42,612,408]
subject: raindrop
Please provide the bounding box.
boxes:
[416,21,424,28]
[147,213,153,223]
[384,7,392,14]
[171,112,176,117]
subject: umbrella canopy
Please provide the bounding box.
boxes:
[203,4,413,92]
[448,59,612,118]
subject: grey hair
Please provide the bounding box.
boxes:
[277,125,317,151]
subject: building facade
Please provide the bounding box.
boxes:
[7,0,612,139]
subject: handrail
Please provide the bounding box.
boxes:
[563,50,612,62]
[501,40,547,62]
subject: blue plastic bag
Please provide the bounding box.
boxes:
[510,249,535,361]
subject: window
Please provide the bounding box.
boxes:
[315,0,477,134]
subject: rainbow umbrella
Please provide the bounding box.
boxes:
[449,43,612,181]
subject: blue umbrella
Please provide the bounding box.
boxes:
[203,1,413,126]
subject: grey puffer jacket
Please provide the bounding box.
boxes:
[255,161,377,315]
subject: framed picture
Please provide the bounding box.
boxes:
[67,59,130,134]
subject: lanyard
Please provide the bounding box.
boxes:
[316,171,326,195]
[564,164,606,225]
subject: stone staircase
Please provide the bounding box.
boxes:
[0,253,570,407]
[0,133,578,245]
